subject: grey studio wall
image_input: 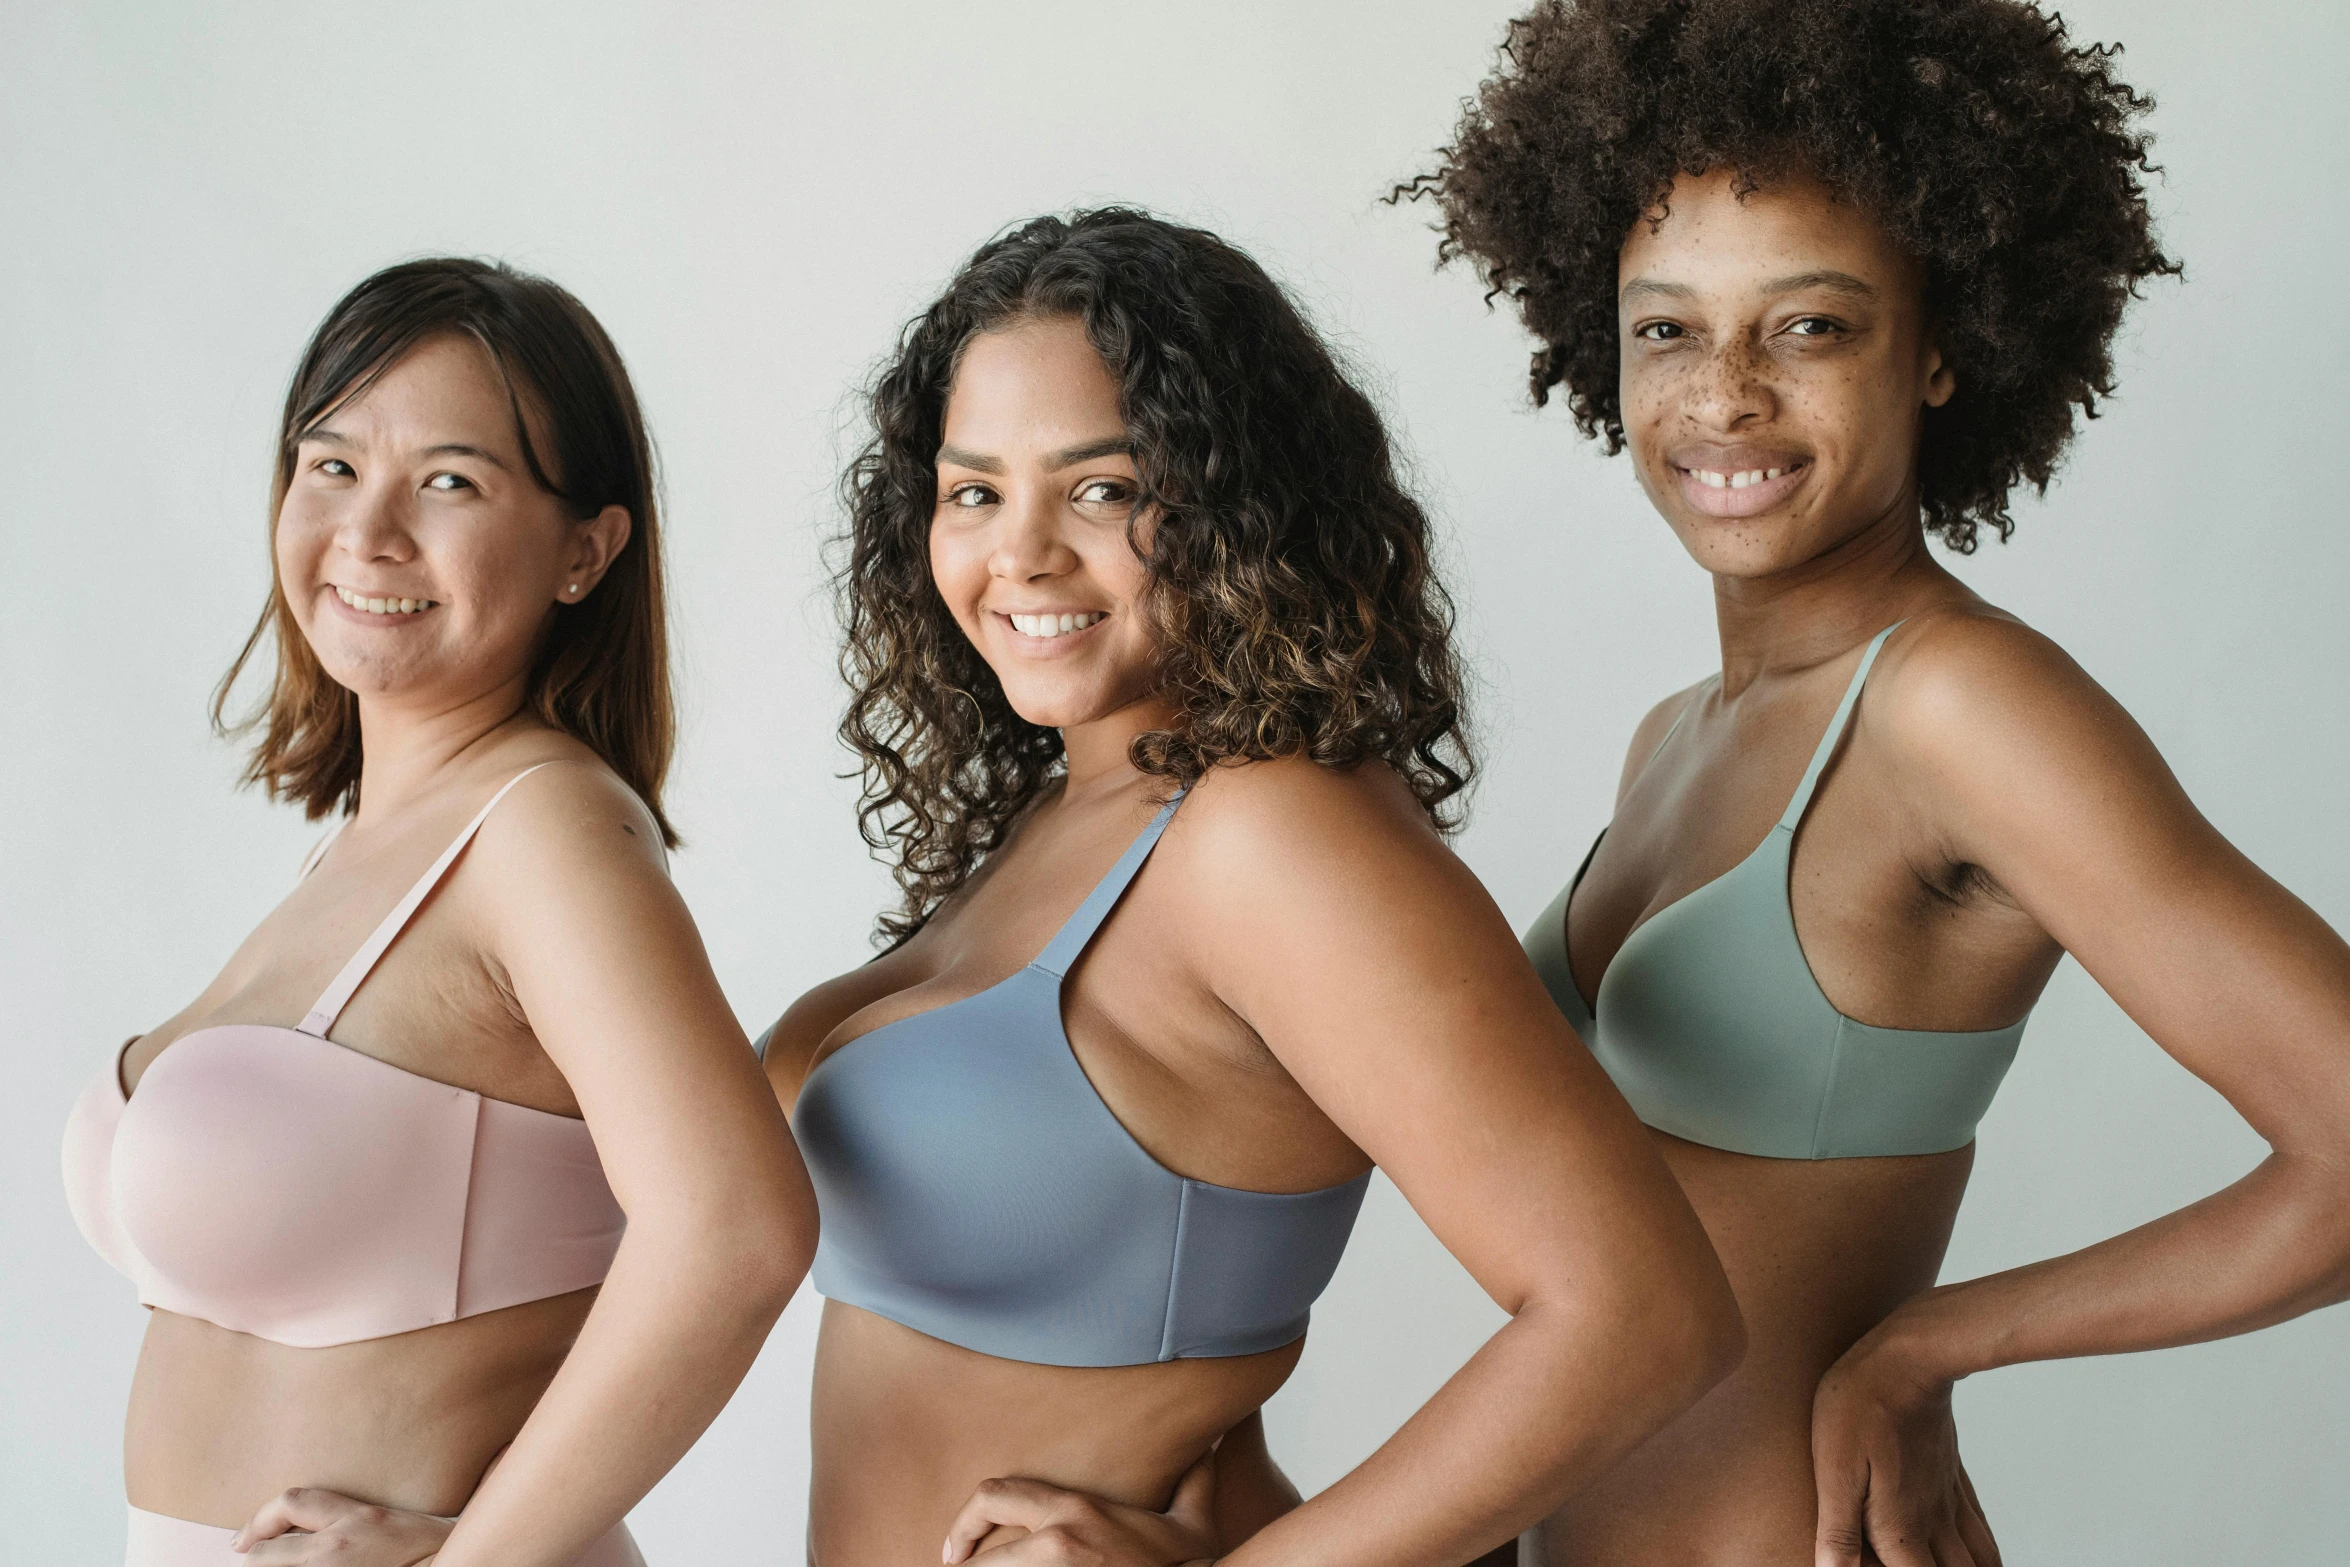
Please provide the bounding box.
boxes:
[4,1,2345,1561]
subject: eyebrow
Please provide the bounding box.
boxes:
[1761,269,1878,300]
[296,428,511,471]
[935,436,1133,474]
[1619,270,1880,306]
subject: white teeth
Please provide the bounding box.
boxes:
[1008,610,1103,639]
[1698,467,1791,490]
[336,586,431,615]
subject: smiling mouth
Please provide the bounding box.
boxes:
[334,585,438,616]
[1003,610,1106,640]
[1682,463,1801,490]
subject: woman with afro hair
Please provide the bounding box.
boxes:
[1403,1,2350,1563]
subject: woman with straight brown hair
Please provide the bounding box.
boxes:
[60,257,816,1567]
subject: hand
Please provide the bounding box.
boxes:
[229,1487,454,1566]
[1811,1329,2000,1567]
[943,1451,1219,1566]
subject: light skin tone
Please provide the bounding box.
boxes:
[758,314,1744,1567]
[112,333,816,1565]
[1519,166,2350,1567]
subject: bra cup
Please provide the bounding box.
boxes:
[1593,831,1845,1159]
[799,970,1186,1366]
[114,1028,476,1346]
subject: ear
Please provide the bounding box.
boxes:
[1921,334,1957,410]
[557,505,633,605]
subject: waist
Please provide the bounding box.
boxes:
[1530,1135,1974,1563]
[124,1292,595,1525]
[810,1300,1297,1561]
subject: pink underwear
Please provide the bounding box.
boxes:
[125,1505,645,1566]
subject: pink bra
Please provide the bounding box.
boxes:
[61,767,625,1349]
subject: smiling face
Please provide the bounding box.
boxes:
[274,333,630,711]
[1617,168,1954,579]
[928,314,1162,731]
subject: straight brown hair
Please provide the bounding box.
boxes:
[214,257,677,845]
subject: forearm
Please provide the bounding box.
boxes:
[1884,1151,2350,1383]
[1222,1294,1732,1567]
[433,1216,809,1567]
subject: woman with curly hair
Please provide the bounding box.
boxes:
[754,208,1742,1566]
[1406,1,2350,1562]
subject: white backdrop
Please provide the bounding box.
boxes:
[5,2,2346,1561]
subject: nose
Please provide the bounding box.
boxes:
[1686,335,1776,432]
[332,476,417,565]
[986,484,1079,582]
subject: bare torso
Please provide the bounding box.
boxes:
[116,749,615,1526]
[766,771,1376,1564]
[1530,602,2060,1564]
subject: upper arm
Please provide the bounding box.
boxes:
[1882,617,2350,1156]
[470,764,811,1234]
[1176,763,1724,1316]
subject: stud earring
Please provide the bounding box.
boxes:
[566,583,579,596]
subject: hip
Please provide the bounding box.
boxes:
[125,1505,643,1567]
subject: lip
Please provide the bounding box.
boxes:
[325,585,439,623]
[991,609,1109,651]
[1671,460,1810,519]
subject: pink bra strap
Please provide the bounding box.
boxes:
[297,764,555,1038]
[296,818,350,881]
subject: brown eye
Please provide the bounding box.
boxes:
[1634,321,1685,341]
[1076,479,1133,505]
[944,483,997,509]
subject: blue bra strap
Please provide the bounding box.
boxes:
[1777,623,1905,831]
[1033,792,1187,980]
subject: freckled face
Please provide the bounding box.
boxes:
[1617,168,1954,578]
[275,334,627,708]
[929,315,1161,730]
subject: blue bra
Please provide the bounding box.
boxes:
[1525,625,2028,1160]
[790,794,1371,1368]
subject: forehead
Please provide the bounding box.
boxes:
[942,316,1125,447]
[315,333,523,443]
[1617,168,1923,307]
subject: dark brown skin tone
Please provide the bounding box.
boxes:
[1523,168,2350,1567]
[114,337,815,1567]
[763,316,1744,1567]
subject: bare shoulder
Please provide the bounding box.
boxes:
[465,753,671,892]
[1867,606,2126,763]
[1167,754,1451,887]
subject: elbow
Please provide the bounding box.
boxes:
[1615,1250,1746,1416]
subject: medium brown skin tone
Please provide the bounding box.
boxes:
[762,316,1743,1567]
[1523,168,2350,1567]
[114,335,815,1566]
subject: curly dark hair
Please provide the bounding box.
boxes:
[1401,0,2179,550]
[838,208,1473,943]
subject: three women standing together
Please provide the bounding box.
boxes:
[61,2,2350,1564]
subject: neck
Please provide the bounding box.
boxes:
[1058,693,1182,802]
[1710,497,1962,696]
[351,674,537,824]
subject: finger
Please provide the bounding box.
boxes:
[1863,1523,1940,1567]
[231,1488,345,1549]
[944,1478,1067,1565]
[1813,1465,1871,1567]
[1167,1449,1217,1534]
[1931,1519,1977,1567]
[1954,1468,2002,1567]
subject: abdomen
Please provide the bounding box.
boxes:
[810,1300,1301,1564]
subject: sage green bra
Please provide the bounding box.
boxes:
[1525,624,2027,1160]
